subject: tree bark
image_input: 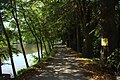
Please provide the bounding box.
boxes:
[29,17,43,58]
[22,6,41,62]
[117,0,120,50]
[47,40,52,52]
[76,0,94,57]
[10,0,29,67]
[100,0,118,65]
[0,59,2,75]
[0,13,16,77]
[24,18,40,62]
[42,38,48,56]
[100,0,118,54]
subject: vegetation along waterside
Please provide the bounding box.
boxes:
[0,0,120,80]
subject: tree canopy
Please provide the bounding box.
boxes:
[0,0,120,77]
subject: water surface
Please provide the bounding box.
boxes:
[1,44,41,77]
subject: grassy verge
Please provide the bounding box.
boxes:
[16,48,57,79]
[66,48,116,80]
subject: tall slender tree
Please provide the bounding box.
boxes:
[100,0,118,64]
[0,13,16,77]
[10,0,29,67]
[22,9,41,61]
[0,56,2,75]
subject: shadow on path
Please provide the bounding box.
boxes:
[28,47,92,80]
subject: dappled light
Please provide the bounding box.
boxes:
[0,0,120,80]
[26,48,92,80]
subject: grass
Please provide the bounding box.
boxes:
[16,47,116,80]
[76,57,116,80]
[66,48,116,80]
[16,48,57,78]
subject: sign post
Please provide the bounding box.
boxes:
[101,38,108,47]
[100,37,109,66]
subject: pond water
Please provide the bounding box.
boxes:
[1,44,42,78]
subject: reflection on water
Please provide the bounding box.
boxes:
[13,44,38,54]
[1,44,41,77]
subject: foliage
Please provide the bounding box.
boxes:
[107,49,120,69]
[0,0,120,76]
[17,48,57,76]
[17,67,32,76]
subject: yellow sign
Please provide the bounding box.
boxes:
[101,38,108,46]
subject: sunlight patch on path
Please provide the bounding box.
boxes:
[28,47,92,80]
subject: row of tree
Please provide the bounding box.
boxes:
[64,0,120,72]
[0,0,120,77]
[0,0,59,77]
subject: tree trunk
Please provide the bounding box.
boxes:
[47,40,52,52]
[100,0,117,54]
[100,0,118,65]
[77,0,93,57]
[76,25,80,52]
[42,39,48,56]
[25,19,40,62]
[0,13,16,77]
[40,39,43,58]
[0,59,2,75]
[10,0,29,67]
[84,7,94,58]
[81,0,87,56]
[118,16,120,50]
[0,25,2,75]
[31,27,41,61]
[38,28,43,58]
[29,17,43,59]
[50,41,54,49]
[117,0,120,50]
[75,0,84,53]
[67,33,72,48]
[22,7,41,62]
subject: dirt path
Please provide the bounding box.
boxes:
[27,47,92,80]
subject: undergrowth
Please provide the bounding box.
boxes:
[16,48,57,77]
